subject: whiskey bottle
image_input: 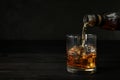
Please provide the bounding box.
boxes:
[83,12,120,30]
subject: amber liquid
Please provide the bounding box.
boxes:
[67,46,96,69]
[81,23,88,48]
[67,23,96,72]
[102,19,120,30]
[100,13,120,30]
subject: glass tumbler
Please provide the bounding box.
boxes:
[66,34,97,74]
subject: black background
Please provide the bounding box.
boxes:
[1,0,120,40]
[0,1,120,79]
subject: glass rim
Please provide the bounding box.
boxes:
[66,34,80,37]
[86,34,96,36]
[66,34,96,37]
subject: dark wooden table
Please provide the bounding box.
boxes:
[0,40,120,80]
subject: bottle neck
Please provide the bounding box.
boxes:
[83,14,103,27]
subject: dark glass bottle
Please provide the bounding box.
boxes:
[83,12,120,30]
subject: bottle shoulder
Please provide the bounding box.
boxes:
[103,12,120,19]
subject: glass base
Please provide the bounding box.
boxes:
[67,66,96,74]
